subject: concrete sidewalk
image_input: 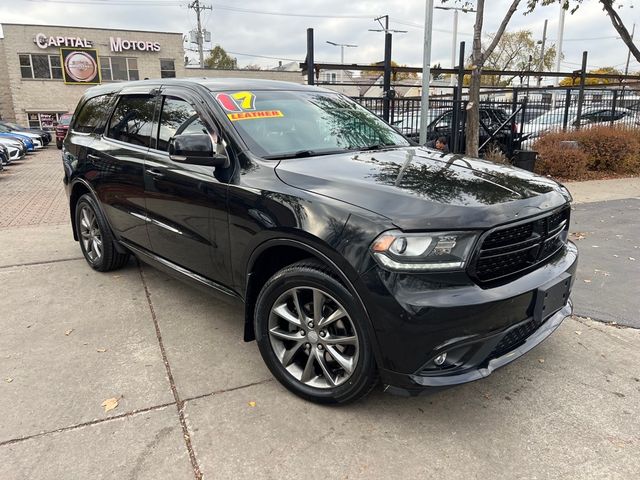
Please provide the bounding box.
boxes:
[1,150,639,479]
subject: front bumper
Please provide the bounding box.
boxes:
[359,242,578,395]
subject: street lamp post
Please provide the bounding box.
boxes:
[326,41,357,84]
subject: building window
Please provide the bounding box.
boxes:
[160,59,176,78]
[18,54,63,80]
[99,57,139,81]
[27,112,65,130]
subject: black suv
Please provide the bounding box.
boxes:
[63,79,577,404]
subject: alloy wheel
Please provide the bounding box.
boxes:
[268,286,359,389]
[79,205,103,263]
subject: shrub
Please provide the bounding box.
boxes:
[533,126,640,179]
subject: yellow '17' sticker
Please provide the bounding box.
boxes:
[227,110,284,121]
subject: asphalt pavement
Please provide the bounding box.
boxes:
[1,149,639,480]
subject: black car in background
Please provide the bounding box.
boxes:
[63,79,577,403]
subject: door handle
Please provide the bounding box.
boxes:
[146,168,165,179]
[87,153,100,163]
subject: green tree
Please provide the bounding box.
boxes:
[204,45,237,70]
[364,61,418,81]
[483,30,556,86]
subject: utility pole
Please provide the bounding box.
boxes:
[369,16,407,122]
[189,0,212,68]
[553,5,565,87]
[420,0,435,145]
[622,23,636,97]
[326,41,358,83]
[435,6,476,86]
[624,23,636,78]
[537,19,548,87]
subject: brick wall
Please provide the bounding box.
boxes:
[0,23,186,124]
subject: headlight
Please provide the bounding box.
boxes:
[371,230,478,272]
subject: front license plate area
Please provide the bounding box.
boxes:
[534,273,571,323]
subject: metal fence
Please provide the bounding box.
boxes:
[352,86,640,157]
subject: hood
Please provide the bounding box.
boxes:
[274,146,570,230]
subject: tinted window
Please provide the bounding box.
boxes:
[157,97,207,151]
[107,95,156,147]
[73,95,113,134]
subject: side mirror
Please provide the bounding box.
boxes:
[169,134,229,167]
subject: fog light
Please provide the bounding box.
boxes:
[434,353,447,366]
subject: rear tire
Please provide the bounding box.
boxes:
[254,260,378,404]
[75,194,129,272]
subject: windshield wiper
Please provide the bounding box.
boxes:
[262,149,348,160]
[351,144,401,152]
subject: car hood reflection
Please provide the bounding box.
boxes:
[274,146,568,230]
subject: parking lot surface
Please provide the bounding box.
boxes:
[1,149,639,479]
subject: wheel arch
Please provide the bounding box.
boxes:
[242,238,382,368]
[68,180,127,254]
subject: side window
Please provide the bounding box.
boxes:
[157,97,207,152]
[434,111,453,129]
[107,95,156,147]
[73,95,113,134]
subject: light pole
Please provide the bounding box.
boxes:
[420,0,435,145]
[326,41,357,84]
[435,5,476,86]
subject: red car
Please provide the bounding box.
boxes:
[56,113,73,149]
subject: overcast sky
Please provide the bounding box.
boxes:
[1,0,639,74]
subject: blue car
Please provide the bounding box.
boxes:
[0,132,35,151]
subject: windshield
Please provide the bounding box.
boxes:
[59,115,73,126]
[213,90,410,158]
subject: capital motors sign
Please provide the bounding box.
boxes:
[109,37,161,53]
[34,32,161,53]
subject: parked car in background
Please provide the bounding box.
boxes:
[55,113,73,149]
[0,125,44,149]
[0,140,25,163]
[63,78,577,404]
[0,130,36,151]
[0,144,8,168]
[0,121,51,146]
[0,137,27,161]
[425,106,522,155]
[522,106,640,147]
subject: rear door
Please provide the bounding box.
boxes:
[143,86,231,284]
[87,88,159,250]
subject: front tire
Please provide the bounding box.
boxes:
[75,194,129,272]
[254,260,378,404]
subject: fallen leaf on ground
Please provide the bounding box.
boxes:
[584,279,592,283]
[613,255,619,258]
[591,245,600,248]
[570,232,587,240]
[538,358,545,364]
[101,396,121,413]
[64,329,74,336]
[5,378,13,383]
[574,331,582,335]
[248,401,257,407]
[96,348,107,353]
[629,257,636,261]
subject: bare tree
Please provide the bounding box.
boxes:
[444,0,523,156]
[527,1,639,64]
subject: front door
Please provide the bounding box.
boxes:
[143,88,231,284]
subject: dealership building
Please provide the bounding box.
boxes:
[0,23,304,129]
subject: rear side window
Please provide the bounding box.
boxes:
[107,95,156,147]
[73,95,113,134]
